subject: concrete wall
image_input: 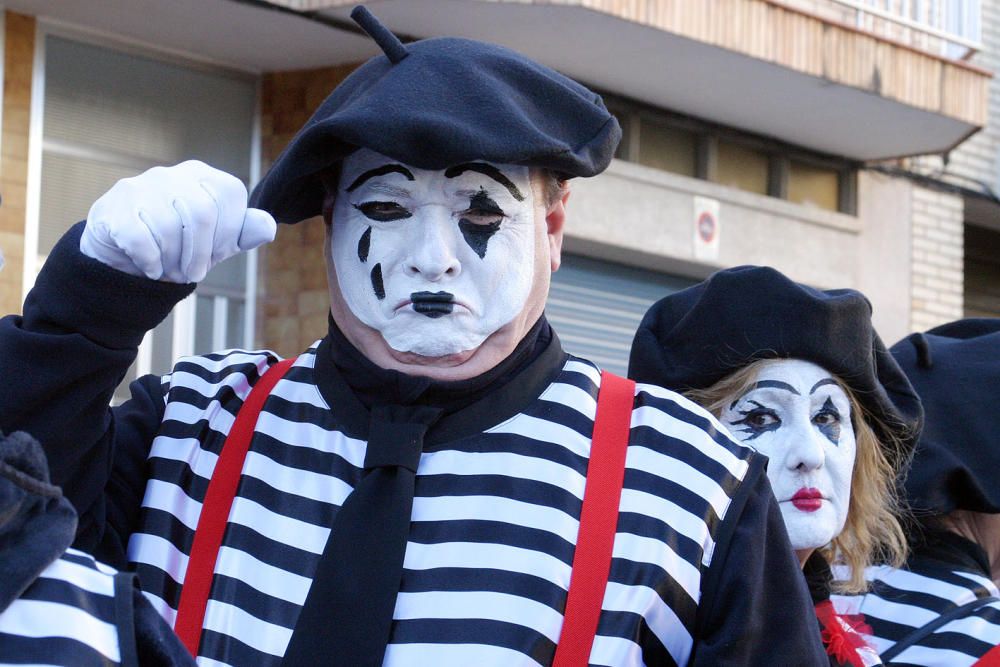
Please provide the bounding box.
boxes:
[0,12,34,316]
[855,170,913,345]
[569,159,916,343]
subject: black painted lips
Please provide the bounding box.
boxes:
[410,291,455,318]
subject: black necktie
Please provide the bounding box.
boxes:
[281,405,442,666]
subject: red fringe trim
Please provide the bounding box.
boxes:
[815,600,874,667]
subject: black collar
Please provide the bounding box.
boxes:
[312,314,567,446]
[910,526,993,578]
[803,552,833,604]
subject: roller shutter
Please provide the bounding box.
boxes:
[547,254,694,375]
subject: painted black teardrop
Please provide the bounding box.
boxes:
[459,190,504,258]
[370,264,385,300]
[817,397,842,445]
[459,219,502,259]
[358,226,372,262]
[410,291,454,318]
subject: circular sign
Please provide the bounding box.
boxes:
[697,211,716,243]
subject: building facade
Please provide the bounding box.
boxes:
[0,0,992,376]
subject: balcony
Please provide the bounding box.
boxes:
[5,0,989,161]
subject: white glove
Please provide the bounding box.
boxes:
[80,160,276,283]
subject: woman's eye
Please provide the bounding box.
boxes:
[745,410,778,428]
[354,201,412,222]
[813,411,839,426]
[730,402,781,440]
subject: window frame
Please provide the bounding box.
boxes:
[601,92,859,215]
[24,23,262,379]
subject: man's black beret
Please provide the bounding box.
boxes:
[628,265,922,464]
[891,318,1000,515]
[250,7,621,224]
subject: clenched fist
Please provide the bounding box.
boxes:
[80,160,277,283]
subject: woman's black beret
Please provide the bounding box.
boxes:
[250,7,621,224]
[891,318,1000,515]
[628,265,922,464]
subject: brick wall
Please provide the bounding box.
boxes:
[910,185,964,332]
[0,11,34,316]
[258,63,358,356]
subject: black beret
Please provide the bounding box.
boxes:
[250,6,621,224]
[628,265,922,465]
[891,318,1000,515]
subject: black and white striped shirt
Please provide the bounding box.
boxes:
[832,555,1000,666]
[2,224,829,666]
[125,345,755,666]
[0,548,127,666]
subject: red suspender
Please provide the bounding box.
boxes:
[174,357,296,656]
[553,371,635,667]
[171,361,632,663]
[975,644,1000,666]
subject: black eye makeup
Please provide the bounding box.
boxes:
[458,189,506,259]
[729,400,781,440]
[353,201,412,222]
[462,189,506,221]
[813,397,842,444]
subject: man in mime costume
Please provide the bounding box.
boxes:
[0,8,826,666]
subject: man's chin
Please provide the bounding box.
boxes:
[387,346,477,367]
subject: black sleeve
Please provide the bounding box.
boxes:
[0,222,194,565]
[690,456,828,666]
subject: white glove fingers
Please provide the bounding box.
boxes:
[238,209,278,251]
[110,213,165,280]
[173,196,214,284]
[82,160,259,284]
[199,178,244,264]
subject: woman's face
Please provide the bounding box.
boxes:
[719,359,857,556]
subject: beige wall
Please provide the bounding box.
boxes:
[258,63,358,356]
[855,170,913,345]
[909,186,964,332]
[0,11,34,316]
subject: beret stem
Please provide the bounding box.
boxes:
[351,5,409,64]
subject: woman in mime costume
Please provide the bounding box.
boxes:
[629,265,922,667]
[832,318,1000,666]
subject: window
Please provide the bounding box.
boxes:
[603,94,857,214]
[715,140,769,195]
[788,159,841,211]
[637,117,697,177]
[35,35,258,399]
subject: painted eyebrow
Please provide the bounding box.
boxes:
[810,378,839,394]
[444,163,525,201]
[729,380,801,410]
[346,164,415,192]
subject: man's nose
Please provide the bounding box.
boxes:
[404,210,461,282]
[786,423,826,472]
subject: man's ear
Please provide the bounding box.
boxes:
[546,187,570,272]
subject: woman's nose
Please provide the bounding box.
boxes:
[785,424,826,472]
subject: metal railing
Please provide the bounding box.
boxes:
[829,0,982,59]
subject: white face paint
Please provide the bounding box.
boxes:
[720,359,857,553]
[331,149,537,358]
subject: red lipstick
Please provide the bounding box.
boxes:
[790,488,823,512]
